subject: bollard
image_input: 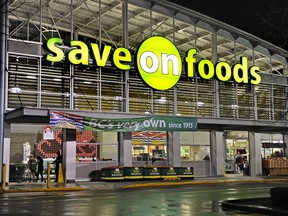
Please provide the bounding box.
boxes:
[47,163,51,188]
[58,163,64,184]
[1,164,6,191]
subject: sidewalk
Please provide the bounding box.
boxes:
[3,174,288,193]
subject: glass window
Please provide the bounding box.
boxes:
[96,132,118,161]
[180,131,210,161]
[132,132,167,162]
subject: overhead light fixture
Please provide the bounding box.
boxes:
[231,104,238,109]
[158,97,167,104]
[10,86,22,93]
[53,78,61,81]
[145,111,150,114]
[114,96,123,101]
[27,75,36,79]
[197,102,204,106]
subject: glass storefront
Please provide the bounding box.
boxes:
[180,131,210,161]
[132,132,167,162]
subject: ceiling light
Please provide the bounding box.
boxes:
[158,97,167,104]
[197,102,204,106]
[10,86,22,93]
[27,75,36,79]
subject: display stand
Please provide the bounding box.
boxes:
[262,143,287,176]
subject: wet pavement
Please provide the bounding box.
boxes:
[2,174,288,215]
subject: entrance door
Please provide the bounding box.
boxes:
[225,131,249,176]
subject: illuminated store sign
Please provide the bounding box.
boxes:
[45,36,261,91]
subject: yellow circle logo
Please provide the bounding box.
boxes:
[136,36,182,91]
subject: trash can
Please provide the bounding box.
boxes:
[243,165,249,176]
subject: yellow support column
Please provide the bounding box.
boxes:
[1,164,6,191]
[47,163,51,188]
[58,163,64,184]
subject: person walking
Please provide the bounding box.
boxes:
[36,156,44,182]
[28,154,37,182]
[53,151,62,182]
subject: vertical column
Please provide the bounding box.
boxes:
[248,132,262,176]
[282,134,288,158]
[0,0,8,183]
[2,122,10,186]
[62,128,76,183]
[210,130,225,177]
[118,132,132,167]
[122,0,129,112]
[167,132,181,167]
[69,0,75,109]
[211,33,219,118]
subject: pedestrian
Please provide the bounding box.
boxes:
[236,156,244,173]
[28,154,37,182]
[36,156,44,182]
[53,150,62,182]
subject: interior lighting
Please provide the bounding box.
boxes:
[197,102,204,106]
[114,96,123,101]
[27,75,36,79]
[158,97,167,104]
[10,86,22,93]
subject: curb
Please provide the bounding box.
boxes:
[2,187,86,193]
[122,178,288,189]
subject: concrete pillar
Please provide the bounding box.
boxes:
[0,0,8,184]
[248,132,262,176]
[283,134,288,158]
[118,132,132,167]
[167,132,181,167]
[62,128,76,183]
[210,131,225,177]
[2,122,10,186]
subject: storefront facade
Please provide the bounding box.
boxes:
[1,0,288,182]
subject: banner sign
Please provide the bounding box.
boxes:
[43,125,54,140]
[50,111,197,132]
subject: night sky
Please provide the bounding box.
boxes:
[168,0,288,51]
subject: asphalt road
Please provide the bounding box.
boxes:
[1,181,287,216]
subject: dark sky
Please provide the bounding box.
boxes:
[168,0,288,51]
